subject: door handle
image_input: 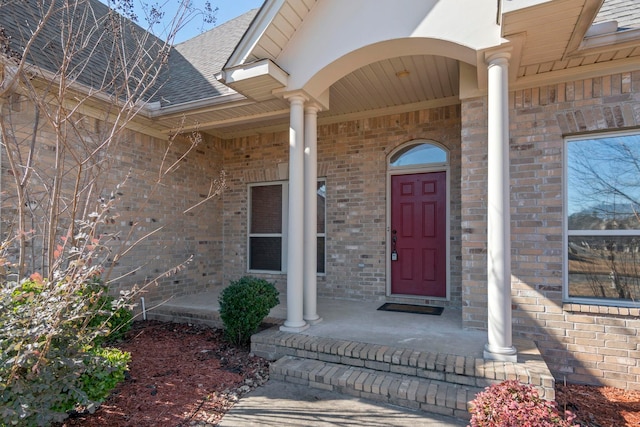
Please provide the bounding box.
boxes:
[391,230,398,261]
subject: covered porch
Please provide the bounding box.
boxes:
[148,290,488,355]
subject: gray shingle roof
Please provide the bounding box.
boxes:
[594,0,640,30]
[0,0,169,103]
[0,0,257,108]
[161,8,259,106]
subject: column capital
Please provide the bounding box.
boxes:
[283,90,309,105]
[304,102,322,114]
[484,48,512,66]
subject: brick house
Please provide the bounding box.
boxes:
[2,0,639,391]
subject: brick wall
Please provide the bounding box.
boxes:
[222,106,462,305]
[461,71,640,389]
[102,130,225,304]
[1,95,224,304]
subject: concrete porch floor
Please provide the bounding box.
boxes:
[146,289,539,362]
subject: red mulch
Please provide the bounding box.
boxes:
[556,384,640,427]
[61,321,269,427]
[60,321,640,427]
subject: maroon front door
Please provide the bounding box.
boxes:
[390,172,446,297]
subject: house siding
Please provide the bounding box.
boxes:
[222,105,463,306]
[461,71,640,389]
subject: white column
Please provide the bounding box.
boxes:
[281,94,308,332]
[484,51,517,362]
[303,104,322,325]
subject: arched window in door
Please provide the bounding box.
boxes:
[389,141,448,168]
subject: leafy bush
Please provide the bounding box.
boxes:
[80,347,131,405]
[219,276,279,346]
[0,274,133,426]
[468,380,576,427]
[84,278,133,345]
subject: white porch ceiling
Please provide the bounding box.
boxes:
[326,55,459,117]
[169,53,460,137]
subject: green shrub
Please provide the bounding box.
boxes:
[85,279,133,345]
[219,276,279,346]
[53,346,131,414]
[1,274,133,426]
[80,347,131,404]
[469,380,576,427]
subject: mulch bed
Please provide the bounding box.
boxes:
[60,320,640,426]
[556,383,640,426]
[61,321,269,427]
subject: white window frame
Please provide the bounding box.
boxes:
[564,129,640,307]
[248,179,326,274]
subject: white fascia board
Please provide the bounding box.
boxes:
[224,0,286,68]
[221,59,289,87]
[501,0,554,14]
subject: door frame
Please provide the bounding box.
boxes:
[386,141,451,300]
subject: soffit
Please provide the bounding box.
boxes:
[167,53,460,138]
[246,0,316,62]
[226,0,317,67]
[503,0,640,80]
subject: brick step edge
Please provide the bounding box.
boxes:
[145,305,223,329]
[252,330,555,399]
[270,355,480,420]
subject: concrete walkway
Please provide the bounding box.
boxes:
[219,380,468,427]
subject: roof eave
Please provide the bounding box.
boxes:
[217,58,288,101]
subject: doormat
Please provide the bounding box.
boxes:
[377,303,443,316]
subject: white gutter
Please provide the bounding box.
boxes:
[147,92,251,117]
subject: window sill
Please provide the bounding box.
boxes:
[563,303,640,317]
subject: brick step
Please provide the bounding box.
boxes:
[251,329,555,399]
[271,355,480,420]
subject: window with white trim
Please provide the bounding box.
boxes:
[565,131,640,305]
[248,180,326,273]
